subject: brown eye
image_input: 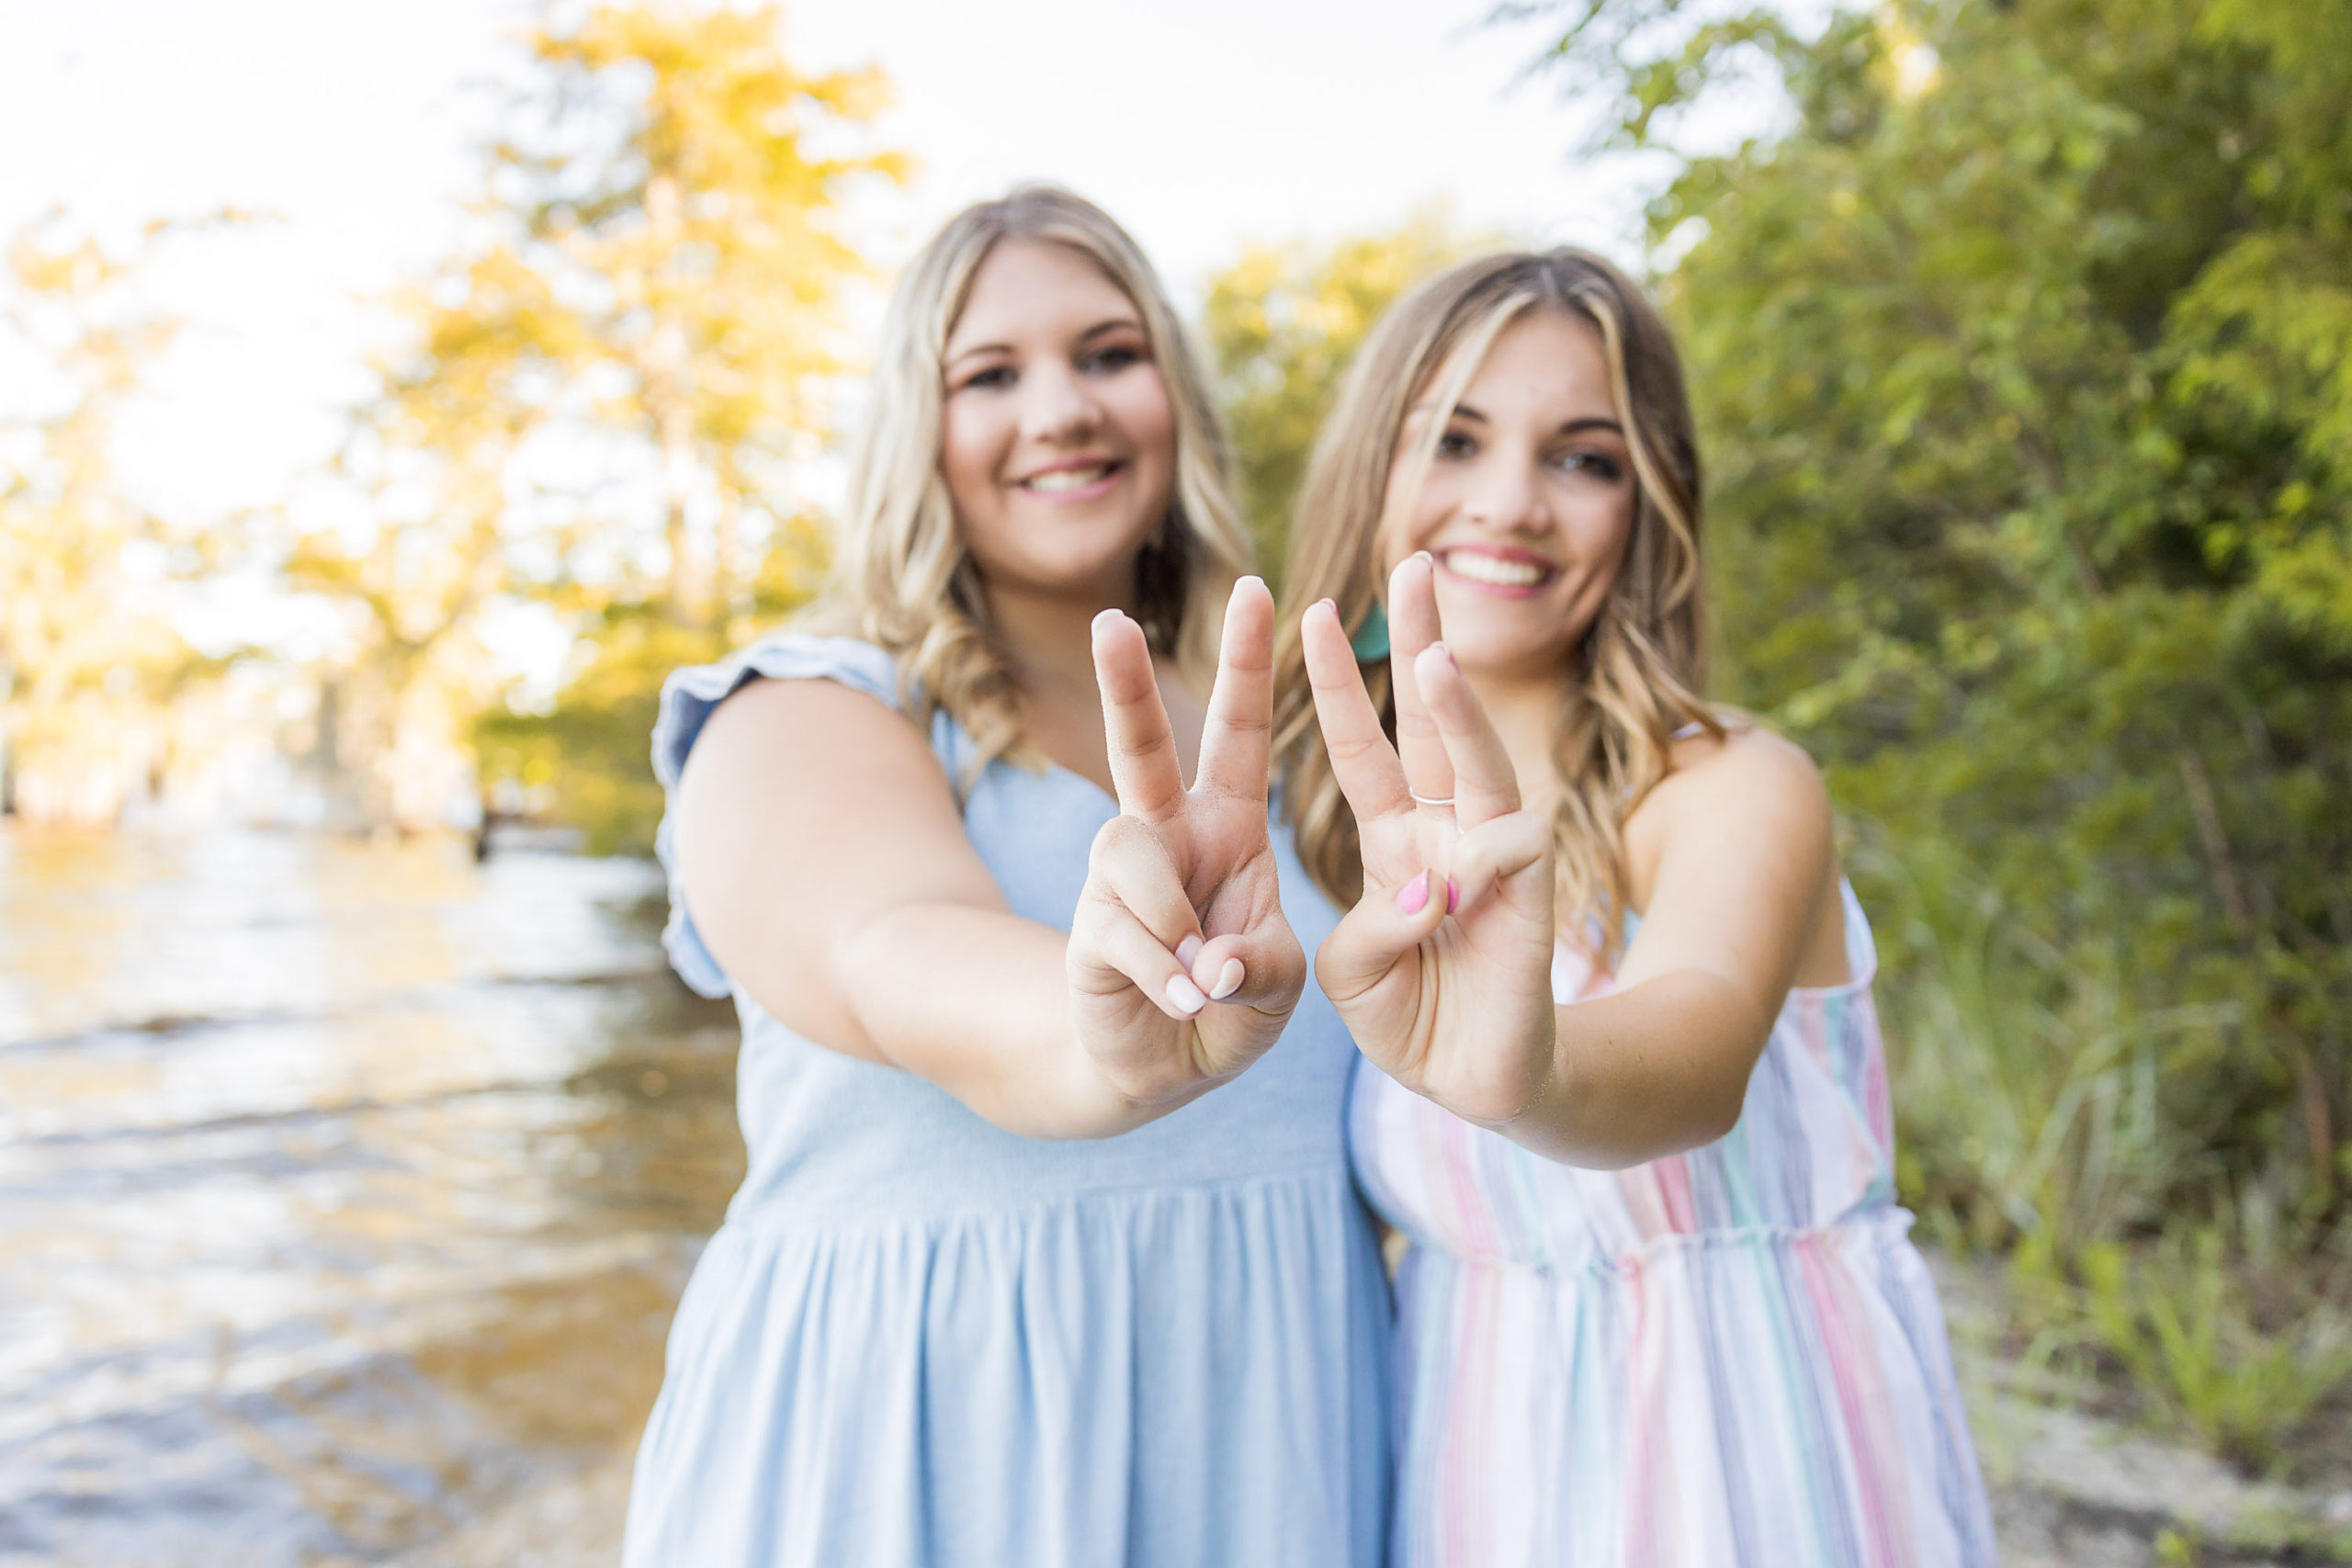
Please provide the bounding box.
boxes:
[1555,450,1623,481]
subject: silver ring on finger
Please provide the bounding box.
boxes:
[1408,787,1456,808]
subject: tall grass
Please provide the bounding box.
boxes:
[1863,836,2352,1477]
[1863,836,2218,1254]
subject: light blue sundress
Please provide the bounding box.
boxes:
[623,635,1393,1568]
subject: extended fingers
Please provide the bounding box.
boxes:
[1092,608,1186,825]
[1414,641,1522,828]
[1302,598,1411,823]
[1387,554,1453,807]
[1194,575,1275,804]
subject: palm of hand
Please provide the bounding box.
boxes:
[1303,556,1562,1128]
[1068,578,1306,1107]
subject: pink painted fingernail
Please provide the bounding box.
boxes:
[1175,933,1204,969]
[1210,959,1245,1000]
[1445,876,1460,914]
[1396,871,1431,915]
[1166,973,1207,1015]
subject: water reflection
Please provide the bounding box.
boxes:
[0,828,743,1566]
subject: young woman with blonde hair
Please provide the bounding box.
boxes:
[623,186,1388,1567]
[1273,249,1993,1565]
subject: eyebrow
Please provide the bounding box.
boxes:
[1437,402,1625,439]
[944,316,1143,368]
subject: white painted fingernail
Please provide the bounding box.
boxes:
[1166,973,1207,1015]
[1175,933,1204,969]
[1210,959,1245,1000]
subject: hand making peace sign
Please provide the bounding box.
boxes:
[1303,553,1562,1128]
[1066,575,1308,1109]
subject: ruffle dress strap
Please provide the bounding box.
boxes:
[650,635,906,998]
[1835,877,1880,989]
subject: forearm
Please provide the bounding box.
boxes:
[831,903,1192,1140]
[1503,970,1771,1168]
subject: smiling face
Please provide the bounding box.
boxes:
[939,238,1177,606]
[1383,308,1638,683]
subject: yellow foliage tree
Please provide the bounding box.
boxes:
[0,217,227,826]
[295,1,904,832]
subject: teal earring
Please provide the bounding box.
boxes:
[1350,601,1391,663]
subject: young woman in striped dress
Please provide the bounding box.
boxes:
[1269,249,1995,1566]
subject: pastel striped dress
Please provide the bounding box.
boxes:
[1351,883,1996,1567]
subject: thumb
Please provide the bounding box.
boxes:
[1317,867,1450,1007]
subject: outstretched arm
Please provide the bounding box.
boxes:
[677,673,1129,1135]
[1519,728,1843,1168]
[1305,553,1843,1168]
[674,577,1304,1139]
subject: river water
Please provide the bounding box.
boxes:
[0,828,744,1567]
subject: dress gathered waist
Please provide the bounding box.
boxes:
[716,1158,1363,1238]
[1403,1201,1918,1280]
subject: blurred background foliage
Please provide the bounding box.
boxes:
[4,0,2347,1481]
[1202,209,1486,592]
[1495,0,2352,1476]
[341,2,901,836]
[0,215,251,826]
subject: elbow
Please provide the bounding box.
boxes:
[1671,1009,1771,1155]
[1578,1078,1746,1170]
[1690,1078,1748,1150]
[1607,1020,1766,1168]
[1681,1003,1773,1150]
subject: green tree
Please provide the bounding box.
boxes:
[1203,212,1478,583]
[1515,0,2352,1235]
[300,1,904,836]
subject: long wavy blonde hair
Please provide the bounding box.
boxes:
[1271,249,1717,958]
[808,186,1248,777]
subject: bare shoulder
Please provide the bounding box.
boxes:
[682,674,949,807]
[673,671,981,904]
[1627,715,1836,876]
[672,671,1001,1060]
[1666,715,1829,814]
[1625,713,1850,987]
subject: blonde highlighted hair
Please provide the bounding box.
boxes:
[1271,248,1718,957]
[810,185,1248,777]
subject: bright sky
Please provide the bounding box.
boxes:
[0,0,1652,533]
